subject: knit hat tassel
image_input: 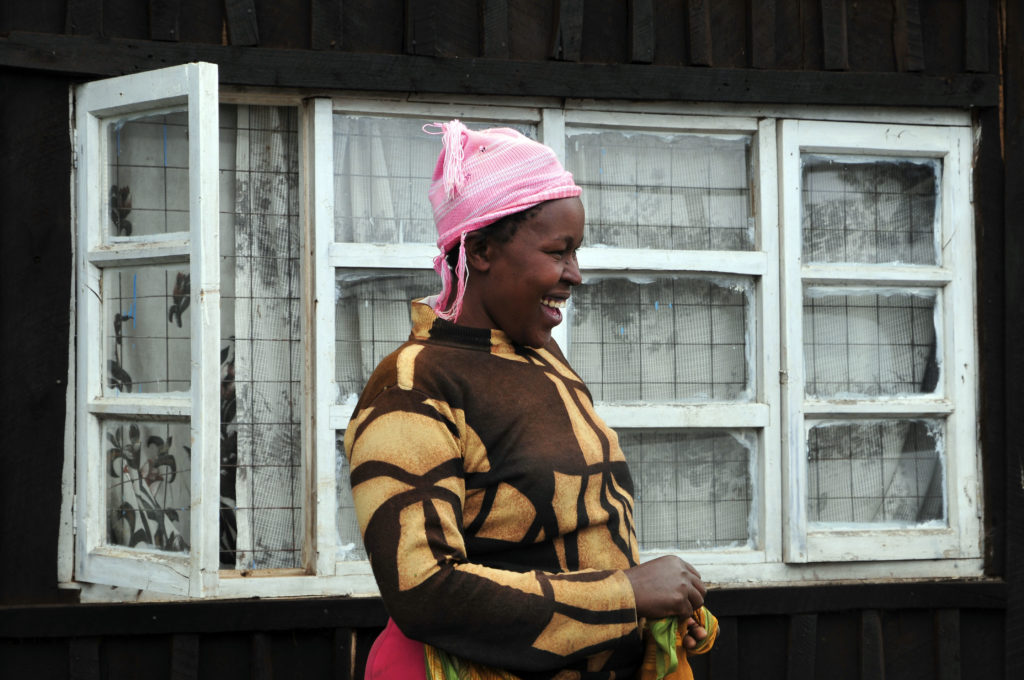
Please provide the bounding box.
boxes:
[440,120,467,199]
[433,232,469,321]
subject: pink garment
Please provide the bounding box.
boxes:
[423,120,581,321]
[364,618,427,680]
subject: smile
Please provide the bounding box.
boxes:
[541,297,567,309]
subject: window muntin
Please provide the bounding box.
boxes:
[70,75,981,599]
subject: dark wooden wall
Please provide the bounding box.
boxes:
[0,1,1018,678]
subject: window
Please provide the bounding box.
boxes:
[65,63,981,600]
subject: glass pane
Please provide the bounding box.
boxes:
[803,288,938,397]
[569,275,752,402]
[621,429,755,551]
[802,155,939,264]
[566,129,752,250]
[333,115,537,243]
[106,110,190,237]
[219,105,304,570]
[336,269,439,402]
[335,431,368,561]
[103,264,191,394]
[105,419,191,553]
[807,419,945,525]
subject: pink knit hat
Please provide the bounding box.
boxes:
[424,120,581,321]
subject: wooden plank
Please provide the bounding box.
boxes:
[687,0,711,66]
[481,0,509,59]
[332,628,353,680]
[786,614,817,680]
[893,0,925,72]
[311,0,343,50]
[65,0,102,35]
[974,105,1006,578]
[224,0,259,46]
[628,0,654,64]
[820,0,848,70]
[0,32,1001,108]
[709,615,738,679]
[551,0,583,61]
[149,0,179,41]
[68,638,100,680]
[964,0,990,73]
[860,610,885,678]
[252,632,273,680]
[171,634,200,680]
[933,610,961,680]
[749,0,775,69]
[404,0,433,55]
[1004,3,1024,676]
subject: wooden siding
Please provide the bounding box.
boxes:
[0,1,1019,679]
[0,582,1007,679]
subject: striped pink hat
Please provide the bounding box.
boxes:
[424,120,581,321]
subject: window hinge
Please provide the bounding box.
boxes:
[779,370,789,385]
[71,494,77,536]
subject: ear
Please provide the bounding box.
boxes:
[464,233,494,273]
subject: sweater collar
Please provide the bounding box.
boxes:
[410,299,517,354]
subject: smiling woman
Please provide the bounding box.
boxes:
[343,121,712,679]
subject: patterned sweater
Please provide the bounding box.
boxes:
[344,300,643,678]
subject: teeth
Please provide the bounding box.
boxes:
[541,298,567,309]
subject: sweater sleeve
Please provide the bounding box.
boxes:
[344,383,639,672]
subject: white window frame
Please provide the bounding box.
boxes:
[777,120,981,564]
[71,63,221,596]
[63,67,984,601]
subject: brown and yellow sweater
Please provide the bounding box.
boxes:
[344,300,643,678]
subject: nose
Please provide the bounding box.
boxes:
[562,252,582,286]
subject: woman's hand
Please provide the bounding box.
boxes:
[624,555,706,620]
[681,617,708,649]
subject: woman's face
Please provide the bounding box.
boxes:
[460,197,584,348]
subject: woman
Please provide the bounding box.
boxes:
[344,121,709,679]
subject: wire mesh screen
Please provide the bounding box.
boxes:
[802,155,939,265]
[103,265,191,394]
[106,110,190,237]
[333,115,537,243]
[803,289,938,397]
[565,128,752,250]
[807,419,944,525]
[219,105,304,570]
[569,275,751,401]
[620,429,755,551]
[104,419,192,553]
[335,270,439,402]
[335,431,368,561]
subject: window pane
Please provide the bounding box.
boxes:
[106,111,190,237]
[569,275,752,402]
[335,430,368,561]
[803,288,938,397]
[333,115,537,244]
[219,105,304,570]
[807,419,944,525]
[104,419,191,553]
[103,264,191,394]
[566,129,752,250]
[336,270,439,402]
[802,155,939,264]
[620,429,755,551]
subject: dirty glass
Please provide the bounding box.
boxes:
[806,419,945,525]
[106,111,190,238]
[802,155,939,265]
[570,274,752,402]
[567,129,752,250]
[803,289,938,397]
[105,419,191,553]
[622,429,755,551]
